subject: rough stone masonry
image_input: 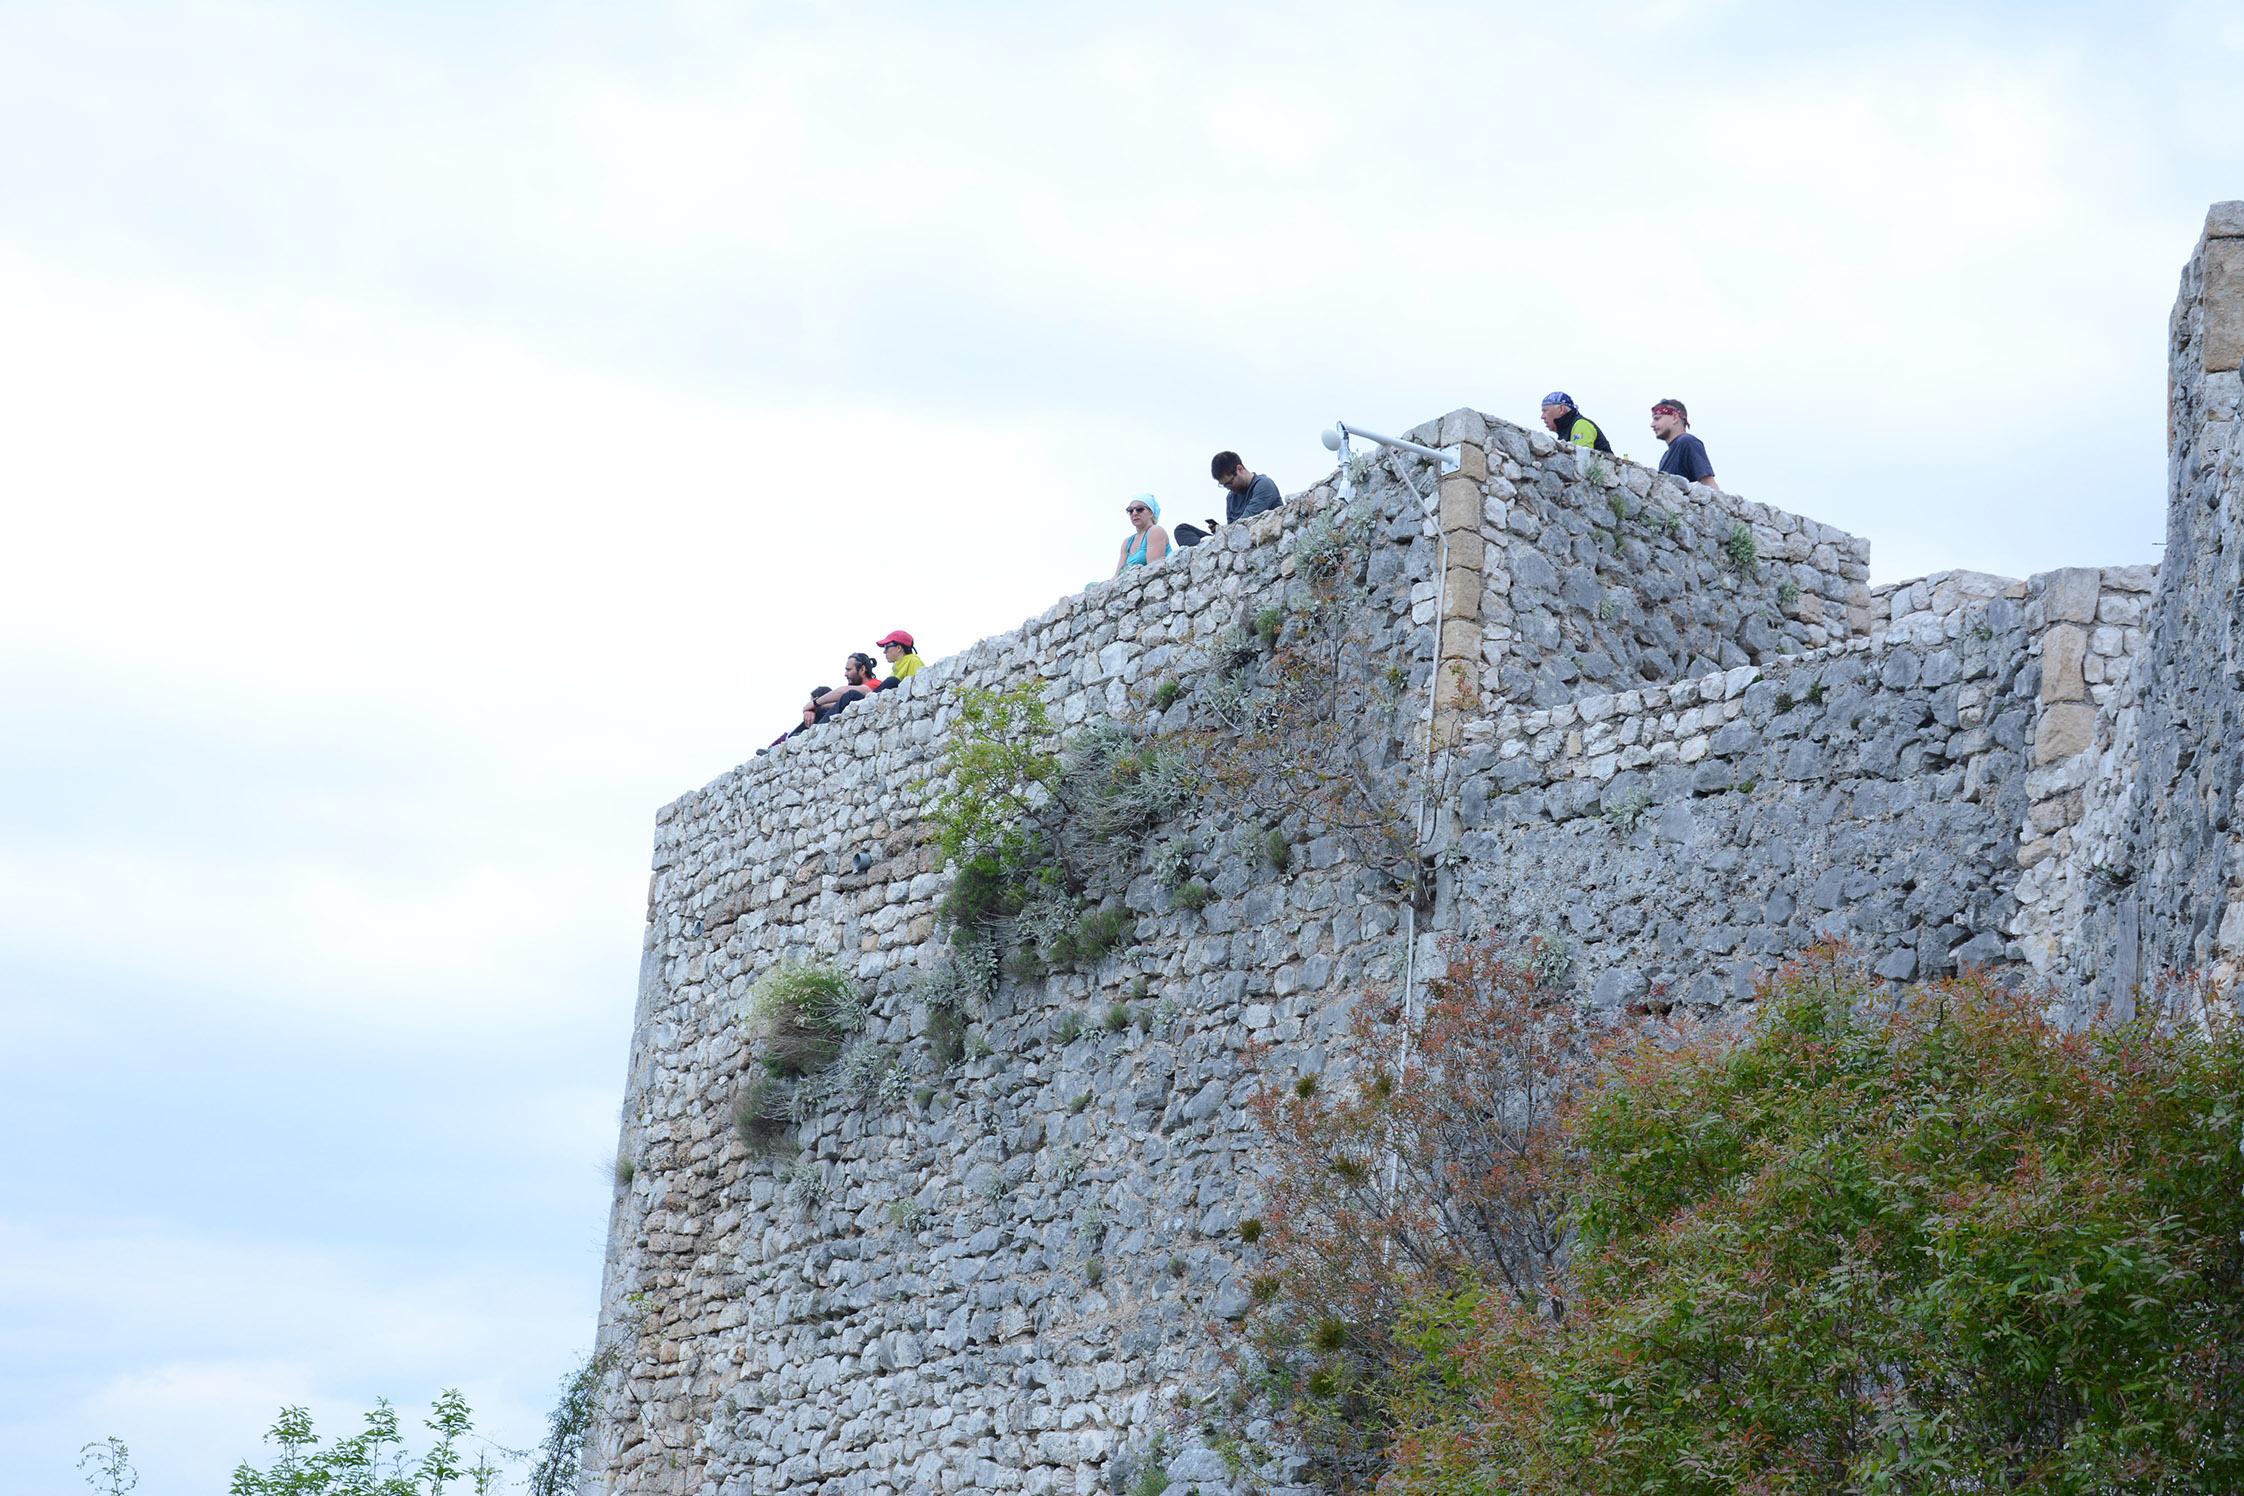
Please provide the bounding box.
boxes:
[580,204,2244,1495]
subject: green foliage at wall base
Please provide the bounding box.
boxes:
[1380,954,2244,1495]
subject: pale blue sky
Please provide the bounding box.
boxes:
[2,1,2238,1489]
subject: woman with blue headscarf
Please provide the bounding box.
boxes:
[1115,493,1170,574]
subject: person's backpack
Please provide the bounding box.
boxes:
[1173,522,1210,548]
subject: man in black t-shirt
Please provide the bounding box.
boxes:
[1651,398,1718,490]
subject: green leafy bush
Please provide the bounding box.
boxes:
[1153,679,1183,710]
[1172,879,1215,912]
[225,1393,493,1495]
[928,685,1059,870]
[1382,952,2244,1495]
[928,684,1061,942]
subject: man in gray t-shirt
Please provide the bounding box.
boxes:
[1210,450,1281,524]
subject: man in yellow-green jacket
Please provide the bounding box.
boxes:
[1539,391,1614,454]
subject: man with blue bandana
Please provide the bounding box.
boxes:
[1539,391,1613,453]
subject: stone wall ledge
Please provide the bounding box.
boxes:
[655,478,1360,829]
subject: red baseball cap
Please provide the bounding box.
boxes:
[876,630,915,649]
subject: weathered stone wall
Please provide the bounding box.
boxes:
[2069,202,2244,1008]
[1445,564,2140,1010]
[585,477,1440,1496]
[586,207,2235,1496]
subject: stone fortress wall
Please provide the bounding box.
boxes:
[583,205,2244,1496]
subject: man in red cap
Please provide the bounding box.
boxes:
[876,630,924,686]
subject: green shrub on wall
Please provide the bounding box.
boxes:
[927,686,1192,983]
[744,961,865,1078]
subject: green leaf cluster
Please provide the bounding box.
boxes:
[927,683,1059,887]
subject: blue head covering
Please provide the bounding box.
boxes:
[1130,493,1161,520]
[1541,391,1574,409]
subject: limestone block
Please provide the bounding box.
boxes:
[1438,408,1490,448]
[2027,790,2084,835]
[2036,567,2100,624]
[1439,617,1481,664]
[1444,527,1486,570]
[1442,566,1481,621]
[2095,590,2149,627]
[1454,441,1489,482]
[1438,475,1483,533]
[2206,238,2244,373]
[2210,200,2244,238]
[2032,702,2097,765]
[2039,624,2088,703]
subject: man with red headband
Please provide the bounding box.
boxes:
[1651,399,1718,491]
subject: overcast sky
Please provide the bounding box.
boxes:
[2,1,2238,1489]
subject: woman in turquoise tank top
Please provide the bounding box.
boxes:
[1115,493,1170,574]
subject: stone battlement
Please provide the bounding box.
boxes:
[583,204,2242,1496]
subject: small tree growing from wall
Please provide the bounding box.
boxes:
[1240,937,1600,1489]
[926,682,1063,942]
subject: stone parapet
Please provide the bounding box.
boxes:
[1398,408,1872,713]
